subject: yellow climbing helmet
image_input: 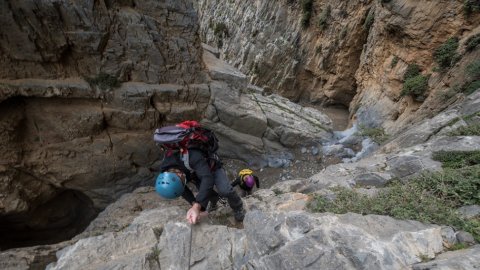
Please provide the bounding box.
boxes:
[238,168,254,178]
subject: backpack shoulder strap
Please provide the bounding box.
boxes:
[179,149,193,172]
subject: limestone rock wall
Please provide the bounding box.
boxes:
[196,0,372,105]
[0,0,206,84]
[0,79,211,250]
[353,0,480,135]
[0,0,207,249]
[195,0,480,135]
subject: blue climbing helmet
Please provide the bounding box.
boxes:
[155,172,185,199]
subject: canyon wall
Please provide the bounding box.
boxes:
[197,0,371,106]
[0,0,207,249]
[196,0,480,134]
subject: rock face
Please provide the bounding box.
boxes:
[202,49,333,165]
[0,0,206,83]
[195,0,480,135]
[196,0,370,106]
[353,1,480,135]
[13,186,469,270]
[413,245,480,270]
[0,0,207,250]
[308,135,480,190]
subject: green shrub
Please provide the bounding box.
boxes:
[464,0,480,16]
[364,9,375,30]
[404,63,421,80]
[465,34,480,51]
[357,126,389,144]
[448,242,468,251]
[441,86,460,100]
[213,22,228,37]
[308,165,480,241]
[318,5,331,31]
[86,73,120,90]
[434,37,460,69]
[466,60,480,79]
[301,12,311,28]
[414,165,480,206]
[448,124,480,136]
[340,26,348,40]
[301,0,314,28]
[273,188,284,195]
[449,60,480,96]
[463,80,480,95]
[432,150,480,169]
[402,74,429,101]
[391,56,399,68]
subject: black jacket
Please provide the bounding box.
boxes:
[160,149,216,209]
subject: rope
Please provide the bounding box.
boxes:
[187,223,193,270]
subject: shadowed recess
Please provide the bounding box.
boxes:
[0,190,98,251]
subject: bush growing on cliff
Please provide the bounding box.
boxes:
[403,63,420,80]
[340,26,348,40]
[86,73,120,90]
[363,9,375,30]
[432,150,480,169]
[317,5,331,31]
[464,0,480,16]
[434,37,460,69]
[447,60,480,96]
[448,124,480,136]
[466,60,480,79]
[213,22,229,37]
[357,126,389,144]
[391,56,399,68]
[465,34,480,51]
[402,74,429,101]
[464,81,480,95]
[301,0,314,28]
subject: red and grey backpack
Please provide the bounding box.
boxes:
[153,120,219,171]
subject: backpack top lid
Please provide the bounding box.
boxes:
[176,120,201,129]
[154,120,218,154]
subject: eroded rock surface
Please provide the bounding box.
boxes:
[38,186,468,270]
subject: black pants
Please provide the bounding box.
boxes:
[187,168,243,211]
[212,168,244,211]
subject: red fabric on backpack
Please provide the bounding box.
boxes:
[176,120,201,129]
[176,120,209,144]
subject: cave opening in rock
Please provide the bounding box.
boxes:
[0,190,98,251]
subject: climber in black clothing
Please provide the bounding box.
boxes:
[156,148,245,224]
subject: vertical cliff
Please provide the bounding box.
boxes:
[196,0,480,134]
[0,0,206,83]
[353,0,480,135]
[196,0,372,105]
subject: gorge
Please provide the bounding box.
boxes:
[0,0,479,269]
